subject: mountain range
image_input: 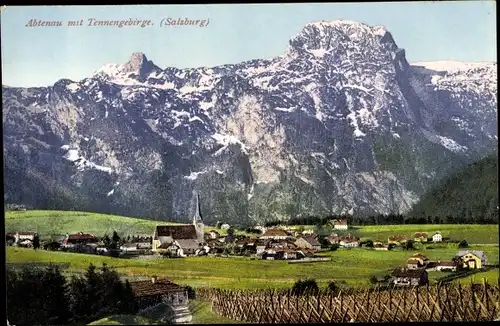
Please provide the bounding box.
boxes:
[3,20,497,226]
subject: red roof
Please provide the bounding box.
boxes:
[155,225,197,239]
[68,233,96,240]
[414,232,428,238]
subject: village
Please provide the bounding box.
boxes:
[6,211,489,289]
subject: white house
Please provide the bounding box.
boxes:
[330,219,348,230]
[432,232,442,243]
[339,238,359,248]
[208,230,220,239]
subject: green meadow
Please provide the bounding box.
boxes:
[7,244,498,290]
[5,210,499,290]
[4,210,242,239]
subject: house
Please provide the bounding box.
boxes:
[255,240,269,255]
[457,250,488,269]
[275,249,297,260]
[6,232,36,246]
[426,260,458,272]
[259,228,291,240]
[152,191,204,254]
[330,219,348,230]
[373,243,389,251]
[413,232,428,242]
[409,253,430,267]
[301,229,315,236]
[407,259,421,270]
[220,223,230,230]
[120,243,138,252]
[208,230,220,239]
[339,235,360,248]
[326,235,341,245]
[129,277,189,312]
[432,232,442,243]
[295,236,322,252]
[391,268,429,286]
[388,235,407,245]
[62,232,98,248]
[296,248,315,258]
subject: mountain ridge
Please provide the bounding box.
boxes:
[3,20,497,226]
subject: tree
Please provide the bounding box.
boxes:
[388,244,396,250]
[111,231,121,249]
[458,240,469,248]
[7,265,71,325]
[227,227,235,237]
[364,240,374,248]
[327,281,338,294]
[404,240,414,251]
[33,233,40,250]
[103,234,111,248]
[330,243,339,251]
[292,279,319,296]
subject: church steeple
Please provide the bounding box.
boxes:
[192,189,204,243]
[192,190,203,224]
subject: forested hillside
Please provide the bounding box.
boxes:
[408,153,498,223]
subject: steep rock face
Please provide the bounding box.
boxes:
[3,20,497,225]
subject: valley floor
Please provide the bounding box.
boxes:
[6,244,499,290]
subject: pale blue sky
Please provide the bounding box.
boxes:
[1,2,496,87]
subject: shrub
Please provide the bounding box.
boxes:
[330,244,339,251]
[369,276,378,284]
[291,279,319,296]
[458,240,469,248]
[327,281,338,293]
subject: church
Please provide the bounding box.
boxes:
[152,190,205,257]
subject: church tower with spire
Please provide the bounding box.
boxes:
[192,189,205,243]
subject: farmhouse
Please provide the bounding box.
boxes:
[408,253,430,267]
[295,236,322,252]
[456,250,488,269]
[120,243,138,252]
[373,243,389,250]
[129,277,189,311]
[259,228,291,240]
[432,232,442,243]
[6,232,36,247]
[339,235,360,248]
[388,235,407,245]
[330,218,348,230]
[391,268,429,286]
[208,230,220,239]
[426,260,458,272]
[301,229,315,236]
[62,232,98,248]
[413,232,428,242]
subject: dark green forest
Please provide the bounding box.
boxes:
[407,153,498,223]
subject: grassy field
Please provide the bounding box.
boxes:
[88,315,158,325]
[4,210,242,239]
[5,211,498,289]
[350,224,499,244]
[294,224,499,244]
[190,300,246,324]
[7,244,499,290]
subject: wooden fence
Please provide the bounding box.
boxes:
[197,280,500,323]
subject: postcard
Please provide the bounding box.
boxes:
[2,2,498,325]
